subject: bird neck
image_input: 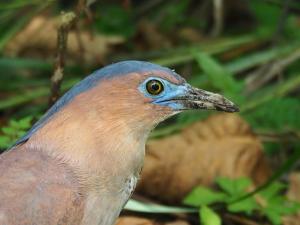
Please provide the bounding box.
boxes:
[26,102,149,193]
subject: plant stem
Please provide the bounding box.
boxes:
[48,12,76,106]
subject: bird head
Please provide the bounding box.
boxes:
[86,61,239,132]
[17,61,239,147]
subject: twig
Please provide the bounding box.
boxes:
[77,0,94,21]
[48,12,76,106]
[48,0,94,106]
[245,47,300,94]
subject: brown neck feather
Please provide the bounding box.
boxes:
[24,75,167,192]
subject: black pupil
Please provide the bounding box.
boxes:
[151,82,160,91]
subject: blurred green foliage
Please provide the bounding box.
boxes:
[0,117,32,149]
[94,4,135,38]
[246,98,300,131]
[184,177,300,225]
[0,0,300,224]
[250,0,281,35]
[156,0,191,31]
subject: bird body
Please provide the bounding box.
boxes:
[0,61,238,225]
[0,146,84,224]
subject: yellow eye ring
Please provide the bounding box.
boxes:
[146,79,164,95]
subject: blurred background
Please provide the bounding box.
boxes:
[0,0,300,224]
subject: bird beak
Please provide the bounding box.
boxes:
[178,84,239,112]
[154,84,239,112]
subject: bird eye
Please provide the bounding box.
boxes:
[146,79,164,95]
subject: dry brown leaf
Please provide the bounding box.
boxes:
[287,173,300,201]
[283,173,300,225]
[4,16,124,64]
[137,114,270,203]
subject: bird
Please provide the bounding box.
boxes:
[0,60,239,225]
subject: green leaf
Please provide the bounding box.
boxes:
[261,200,298,225]
[17,116,32,129]
[0,136,11,148]
[0,116,33,149]
[200,206,221,225]
[259,182,286,201]
[266,196,300,215]
[254,181,300,224]
[1,126,16,136]
[216,177,252,197]
[259,192,300,223]
[10,119,20,128]
[184,186,228,207]
[264,208,282,225]
[228,197,258,214]
[278,201,300,215]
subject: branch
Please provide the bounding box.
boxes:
[48,12,76,106]
[245,47,300,94]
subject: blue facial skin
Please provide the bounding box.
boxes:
[138,77,190,110]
